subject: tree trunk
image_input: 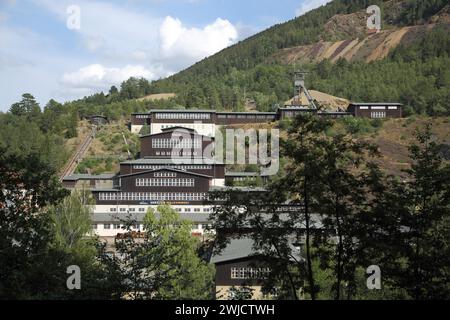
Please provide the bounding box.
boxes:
[304,182,316,300]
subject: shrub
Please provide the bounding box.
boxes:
[342,118,373,135]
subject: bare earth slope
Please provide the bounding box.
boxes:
[270,22,449,65]
[270,4,450,65]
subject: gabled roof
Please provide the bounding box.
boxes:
[121,158,223,165]
[140,126,215,139]
[118,167,212,179]
[161,126,196,132]
[210,238,303,264]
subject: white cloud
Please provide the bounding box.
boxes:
[159,16,238,69]
[35,0,239,86]
[61,64,165,92]
[296,0,333,17]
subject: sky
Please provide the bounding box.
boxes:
[0,0,332,111]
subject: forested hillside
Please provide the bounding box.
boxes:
[145,0,450,115]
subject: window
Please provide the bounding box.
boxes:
[372,106,386,110]
[155,172,177,178]
[114,224,121,230]
[139,208,145,212]
[133,164,211,171]
[185,208,191,212]
[92,224,97,230]
[155,112,210,120]
[371,111,386,118]
[110,208,117,212]
[120,208,126,212]
[194,208,200,212]
[203,208,210,212]
[129,208,135,212]
[230,267,271,279]
[136,178,195,187]
[100,192,207,202]
[388,106,398,110]
[152,138,201,149]
[104,224,111,230]
[359,106,369,110]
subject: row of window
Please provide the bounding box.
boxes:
[110,207,146,212]
[133,164,212,170]
[155,113,211,120]
[135,115,150,119]
[154,172,176,177]
[94,223,139,230]
[217,114,275,119]
[155,151,199,156]
[152,138,201,149]
[109,207,211,213]
[135,178,195,187]
[93,223,211,231]
[232,176,257,181]
[98,192,207,201]
[371,111,386,118]
[230,267,271,280]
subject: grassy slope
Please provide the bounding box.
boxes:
[73,120,140,175]
[369,116,450,176]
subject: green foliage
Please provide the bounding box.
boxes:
[226,286,255,300]
[50,189,95,253]
[112,205,215,300]
[341,117,381,135]
[75,157,117,174]
[210,115,450,300]
[0,145,69,299]
[361,124,450,299]
[0,113,69,171]
[398,0,448,25]
[75,157,102,174]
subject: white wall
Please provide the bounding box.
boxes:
[151,123,216,137]
[131,125,143,134]
[211,178,225,187]
[93,204,213,214]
